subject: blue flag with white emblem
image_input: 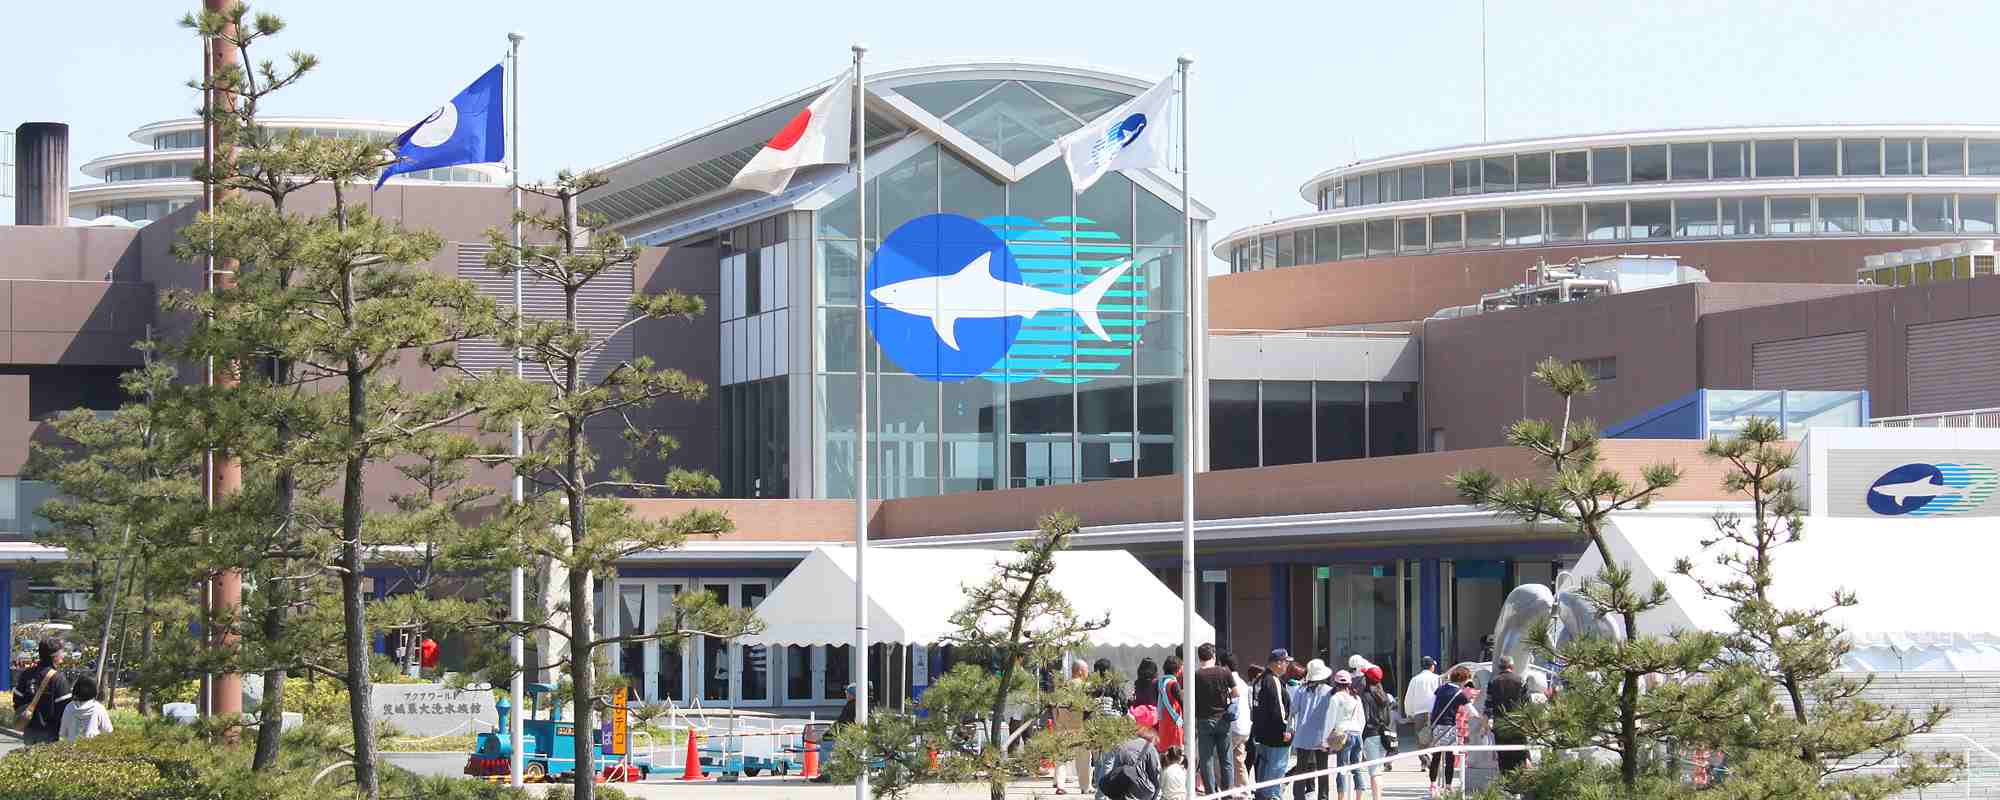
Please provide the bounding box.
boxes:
[375,63,506,189]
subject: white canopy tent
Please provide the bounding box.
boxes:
[744,546,1214,680]
[1577,514,2000,671]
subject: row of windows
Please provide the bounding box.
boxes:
[393,166,495,184]
[89,199,192,223]
[1317,136,2000,210]
[152,126,396,150]
[104,161,195,182]
[1231,192,1998,270]
[1208,380,1419,470]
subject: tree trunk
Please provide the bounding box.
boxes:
[251,594,288,769]
[137,585,155,715]
[567,485,596,800]
[986,574,1041,800]
[340,359,380,799]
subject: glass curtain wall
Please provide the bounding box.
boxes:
[1208,380,1418,469]
[816,144,1191,498]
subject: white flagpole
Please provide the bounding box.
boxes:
[850,43,871,800]
[1177,54,1199,800]
[506,29,527,791]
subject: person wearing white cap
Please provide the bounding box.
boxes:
[1328,670,1369,800]
[1286,659,1336,800]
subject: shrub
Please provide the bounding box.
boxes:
[539,786,628,800]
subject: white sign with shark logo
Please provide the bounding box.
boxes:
[1792,427,2000,517]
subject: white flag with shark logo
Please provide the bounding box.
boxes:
[1057,73,1176,193]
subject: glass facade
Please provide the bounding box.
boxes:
[1311,134,2000,212]
[814,141,1192,499]
[1228,191,2000,272]
[1208,380,1419,470]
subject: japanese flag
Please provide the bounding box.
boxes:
[730,70,855,195]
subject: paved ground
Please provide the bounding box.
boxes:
[603,763,1450,800]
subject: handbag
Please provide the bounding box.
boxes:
[1329,730,1350,751]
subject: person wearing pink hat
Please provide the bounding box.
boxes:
[1328,670,1368,800]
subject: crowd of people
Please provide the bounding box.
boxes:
[1088,647,1543,800]
[10,637,114,745]
[1088,644,1417,800]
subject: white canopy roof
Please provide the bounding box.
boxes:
[742,546,1214,648]
[1577,514,2000,671]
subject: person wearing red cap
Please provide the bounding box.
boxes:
[1357,666,1395,800]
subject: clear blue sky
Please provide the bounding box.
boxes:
[9,0,1999,267]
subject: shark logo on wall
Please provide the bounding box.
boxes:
[1865,462,2000,516]
[866,212,1140,384]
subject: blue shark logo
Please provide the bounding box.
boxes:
[866,213,1146,384]
[1107,113,1147,150]
[1866,462,2000,516]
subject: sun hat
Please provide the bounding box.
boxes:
[1303,658,1333,683]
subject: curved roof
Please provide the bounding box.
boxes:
[1296,123,2000,203]
[126,116,411,146]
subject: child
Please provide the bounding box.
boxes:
[59,675,112,741]
[1158,745,1188,800]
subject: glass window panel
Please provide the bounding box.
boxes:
[1022,80,1132,120]
[1361,173,1380,205]
[1671,143,1709,180]
[1424,163,1451,198]
[1797,139,1837,177]
[738,584,770,701]
[1313,382,1366,462]
[1630,144,1668,183]
[1914,194,1956,232]
[1767,197,1812,234]
[877,374,939,497]
[942,379,1003,493]
[1134,246,1183,311]
[1555,150,1589,185]
[1628,200,1670,239]
[1516,152,1551,190]
[1209,380,1260,470]
[1483,155,1515,192]
[1972,141,2000,176]
[1338,222,1365,259]
[1315,226,1339,262]
[1928,138,1966,175]
[1816,196,1859,234]
[1365,218,1395,257]
[1294,231,1314,265]
[1547,204,1584,241]
[946,81,1082,163]
[1430,214,1463,248]
[1134,186,1184,247]
[1452,159,1479,195]
[1079,379,1136,482]
[1367,382,1419,457]
[1755,140,1794,178]
[1723,197,1763,236]
[1864,195,1910,233]
[1136,378,1180,478]
[1591,147,1627,184]
[1399,217,1428,251]
[1400,167,1424,201]
[1344,177,1363,206]
[1275,231,1296,267]
[1673,198,1719,237]
[1133,312,1183,377]
[1260,236,1278,269]
[1886,138,1921,175]
[1503,207,1543,245]
[1962,195,1997,233]
[1262,381,1313,467]
[1586,203,1626,240]
[819,187,859,239]
[700,584,730,700]
[1382,170,1402,203]
[1843,139,1882,176]
[1466,210,1502,247]
[1712,141,1748,179]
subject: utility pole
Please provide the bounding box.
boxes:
[202,0,244,730]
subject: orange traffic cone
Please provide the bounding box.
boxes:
[679,731,707,781]
[802,740,820,779]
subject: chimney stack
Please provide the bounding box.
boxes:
[14,122,69,226]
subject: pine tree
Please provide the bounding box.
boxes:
[174,7,505,794]
[24,353,204,713]
[1450,357,1727,789]
[1673,418,1957,799]
[477,170,734,800]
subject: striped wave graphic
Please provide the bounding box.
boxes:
[1907,462,2000,516]
[982,214,1144,384]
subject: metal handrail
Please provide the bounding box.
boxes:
[1871,408,2000,426]
[1195,744,1530,800]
